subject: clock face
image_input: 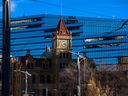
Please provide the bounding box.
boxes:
[61,40,67,48]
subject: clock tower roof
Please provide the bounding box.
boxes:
[56,17,71,36]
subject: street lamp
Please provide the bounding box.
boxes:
[61,50,86,96]
[72,52,86,96]
[14,70,32,96]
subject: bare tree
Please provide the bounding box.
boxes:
[59,62,77,96]
[59,59,96,96]
[96,70,128,96]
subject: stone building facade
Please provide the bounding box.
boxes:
[13,18,72,96]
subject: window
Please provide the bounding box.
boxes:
[66,20,78,24]
[11,26,28,30]
[84,38,103,42]
[45,63,49,69]
[49,63,52,68]
[60,53,63,58]
[84,43,123,48]
[66,53,69,58]
[72,33,81,36]
[32,75,36,84]
[26,24,41,28]
[115,36,125,39]
[47,75,51,83]
[63,62,66,68]
[60,62,63,69]
[66,16,78,24]
[60,53,70,59]
[42,61,51,69]
[63,53,66,58]
[68,26,80,30]
[40,75,45,84]
[42,89,46,96]
[11,24,42,30]
[44,28,56,33]
[44,35,52,39]
[84,35,126,42]
[11,18,42,24]
[42,62,44,68]
[60,62,67,69]
[11,19,33,24]
[60,53,67,58]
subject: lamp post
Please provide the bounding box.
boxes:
[64,51,86,96]
[75,52,86,96]
[14,70,32,96]
[77,53,81,96]
[2,0,11,96]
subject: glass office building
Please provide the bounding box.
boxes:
[0,14,128,64]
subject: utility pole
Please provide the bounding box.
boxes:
[2,0,11,96]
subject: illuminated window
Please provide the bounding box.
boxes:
[84,38,103,42]
[11,26,28,30]
[115,36,125,39]
[84,35,125,42]
[84,43,123,48]
[11,18,42,24]
[11,24,41,30]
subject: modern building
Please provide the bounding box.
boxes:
[0,14,128,64]
[118,56,128,64]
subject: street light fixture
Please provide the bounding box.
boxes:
[14,70,32,96]
[61,50,86,96]
[71,52,86,96]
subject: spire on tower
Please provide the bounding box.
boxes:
[56,18,71,36]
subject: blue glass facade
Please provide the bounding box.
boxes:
[0,14,128,64]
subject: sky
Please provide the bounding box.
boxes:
[0,0,128,19]
[0,0,128,64]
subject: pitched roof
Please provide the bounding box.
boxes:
[56,17,71,36]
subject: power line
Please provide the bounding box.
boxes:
[29,0,113,18]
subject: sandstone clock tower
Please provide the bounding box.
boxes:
[52,18,72,51]
[52,17,72,70]
[52,18,72,91]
